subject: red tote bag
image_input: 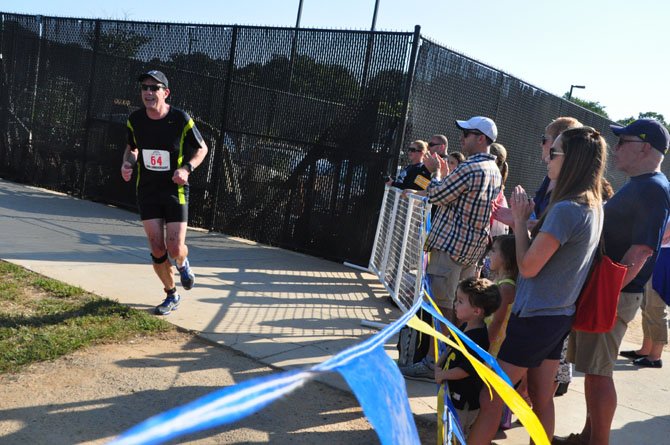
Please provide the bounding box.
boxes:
[573,254,628,333]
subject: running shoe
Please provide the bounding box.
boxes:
[399,359,434,382]
[155,293,181,315]
[177,258,195,290]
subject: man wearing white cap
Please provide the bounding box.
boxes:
[400,116,502,381]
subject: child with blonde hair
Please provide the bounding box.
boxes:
[485,234,519,428]
[486,234,518,356]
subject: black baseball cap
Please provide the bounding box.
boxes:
[138,70,169,88]
[610,119,670,154]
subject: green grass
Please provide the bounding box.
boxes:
[0,260,172,373]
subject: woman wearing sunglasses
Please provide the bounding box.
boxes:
[468,126,607,444]
[385,140,431,190]
[493,117,584,400]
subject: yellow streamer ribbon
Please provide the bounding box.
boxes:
[407,315,550,445]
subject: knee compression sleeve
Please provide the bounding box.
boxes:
[151,252,169,264]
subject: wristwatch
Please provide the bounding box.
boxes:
[183,162,194,173]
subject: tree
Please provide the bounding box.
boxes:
[85,30,151,58]
[617,112,669,131]
[235,54,360,103]
[366,69,407,116]
[639,112,667,126]
[168,52,229,78]
[562,92,609,118]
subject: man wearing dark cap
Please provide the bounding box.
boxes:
[400,116,501,381]
[557,119,670,445]
[121,70,208,315]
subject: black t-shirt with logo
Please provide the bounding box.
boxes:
[126,106,204,197]
[442,324,489,410]
[392,163,431,190]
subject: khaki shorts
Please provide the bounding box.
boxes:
[568,291,642,377]
[426,250,475,311]
[642,278,669,344]
[455,406,479,437]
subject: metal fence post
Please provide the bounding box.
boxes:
[79,19,100,198]
[207,25,238,230]
[392,25,421,176]
[0,14,7,170]
[360,30,375,96]
[28,15,43,144]
[493,73,506,125]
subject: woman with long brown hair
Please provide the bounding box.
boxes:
[468,127,608,444]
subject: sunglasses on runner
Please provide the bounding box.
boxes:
[140,84,166,91]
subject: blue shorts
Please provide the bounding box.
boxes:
[498,313,573,368]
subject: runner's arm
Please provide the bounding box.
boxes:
[121,145,138,182]
[173,142,209,185]
[185,142,209,171]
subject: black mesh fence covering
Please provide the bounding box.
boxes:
[0,13,415,264]
[405,38,634,193]
[0,14,660,264]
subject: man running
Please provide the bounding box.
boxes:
[121,70,208,315]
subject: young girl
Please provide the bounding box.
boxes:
[489,143,510,238]
[447,151,466,173]
[485,234,519,429]
[486,234,518,357]
[468,126,607,444]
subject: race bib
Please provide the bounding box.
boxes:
[142,149,170,171]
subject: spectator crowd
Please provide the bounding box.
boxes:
[386,115,670,445]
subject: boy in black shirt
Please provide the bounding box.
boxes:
[434,277,500,439]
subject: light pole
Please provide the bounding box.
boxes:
[568,84,585,100]
[371,0,380,31]
[295,0,304,29]
[288,0,304,92]
[361,0,381,95]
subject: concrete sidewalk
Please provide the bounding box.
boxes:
[1,178,668,444]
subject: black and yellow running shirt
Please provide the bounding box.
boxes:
[126,106,204,198]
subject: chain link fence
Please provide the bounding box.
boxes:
[0,13,651,265]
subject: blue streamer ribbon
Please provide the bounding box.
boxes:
[420,288,512,387]
[109,301,423,445]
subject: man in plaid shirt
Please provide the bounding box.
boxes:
[401,116,502,381]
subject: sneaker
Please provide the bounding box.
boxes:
[155,293,181,315]
[552,433,587,445]
[177,258,195,290]
[399,360,434,382]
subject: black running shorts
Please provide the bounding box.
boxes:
[137,189,188,223]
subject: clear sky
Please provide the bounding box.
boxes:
[3,0,669,122]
